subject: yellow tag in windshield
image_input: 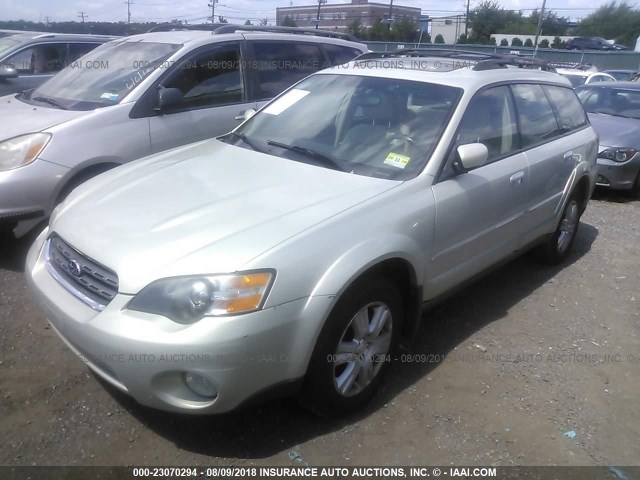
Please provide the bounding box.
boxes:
[384,153,411,169]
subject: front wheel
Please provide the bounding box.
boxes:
[537,192,581,265]
[300,276,403,416]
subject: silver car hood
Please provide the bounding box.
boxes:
[52,139,400,293]
[588,112,640,148]
[0,94,88,139]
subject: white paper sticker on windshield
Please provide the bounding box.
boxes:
[384,152,411,169]
[263,89,310,115]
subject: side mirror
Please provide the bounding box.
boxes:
[156,86,183,111]
[456,143,488,171]
[0,64,18,80]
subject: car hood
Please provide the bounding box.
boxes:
[52,139,400,294]
[588,112,640,148]
[0,94,87,140]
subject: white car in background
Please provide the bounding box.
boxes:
[556,65,616,88]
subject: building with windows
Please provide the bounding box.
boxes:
[429,16,467,45]
[276,0,421,31]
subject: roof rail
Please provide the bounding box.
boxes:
[545,61,594,71]
[356,48,502,61]
[354,48,554,71]
[147,23,227,33]
[212,24,359,41]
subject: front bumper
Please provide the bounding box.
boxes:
[26,229,334,414]
[595,152,640,190]
[0,159,70,226]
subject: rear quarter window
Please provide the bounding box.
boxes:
[323,44,363,66]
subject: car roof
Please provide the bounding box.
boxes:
[119,30,367,49]
[604,69,637,73]
[318,57,572,92]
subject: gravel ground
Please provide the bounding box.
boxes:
[0,190,638,471]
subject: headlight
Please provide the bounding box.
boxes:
[126,271,275,324]
[598,147,637,163]
[0,133,52,171]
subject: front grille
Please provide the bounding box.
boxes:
[46,234,119,311]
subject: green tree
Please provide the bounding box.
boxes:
[368,18,389,41]
[539,38,550,48]
[500,38,509,46]
[434,33,445,44]
[282,15,297,27]
[468,0,506,44]
[260,18,269,26]
[575,1,640,46]
[346,19,363,38]
[391,17,419,42]
[218,16,228,24]
[457,33,468,44]
[551,35,563,48]
[511,37,523,46]
[524,38,533,47]
[244,20,252,26]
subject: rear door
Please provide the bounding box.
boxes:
[148,41,256,153]
[428,85,529,295]
[512,83,587,242]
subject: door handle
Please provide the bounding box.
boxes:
[510,171,525,186]
[234,112,246,121]
[563,151,573,161]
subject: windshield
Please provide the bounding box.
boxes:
[228,74,461,180]
[23,40,181,111]
[0,37,19,55]
[577,86,640,119]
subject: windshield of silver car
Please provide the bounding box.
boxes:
[228,74,461,180]
[21,40,181,110]
[577,86,640,120]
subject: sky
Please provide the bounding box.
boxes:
[0,0,615,25]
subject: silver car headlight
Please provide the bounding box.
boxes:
[598,147,637,163]
[126,270,275,324]
[0,133,52,171]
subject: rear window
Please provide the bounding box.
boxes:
[324,44,363,66]
[543,85,588,133]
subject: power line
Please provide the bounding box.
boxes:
[77,11,88,23]
[125,0,133,24]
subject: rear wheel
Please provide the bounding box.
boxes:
[300,276,403,416]
[538,191,581,265]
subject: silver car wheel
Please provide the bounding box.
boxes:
[333,302,393,397]
[557,199,579,254]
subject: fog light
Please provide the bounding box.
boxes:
[183,372,217,398]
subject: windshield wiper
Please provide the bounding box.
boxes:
[227,131,265,153]
[32,96,67,110]
[267,140,347,172]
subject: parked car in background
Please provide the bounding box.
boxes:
[604,69,639,81]
[0,32,115,96]
[0,26,367,236]
[576,82,640,197]
[26,52,597,416]
[555,65,616,88]
[566,37,615,51]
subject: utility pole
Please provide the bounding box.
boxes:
[533,0,547,56]
[77,11,88,23]
[125,0,133,24]
[464,0,470,38]
[44,16,51,27]
[208,0,218,24]
[315,0,326,30]
[387,0,394,31]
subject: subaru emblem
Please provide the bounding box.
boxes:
[68,260,82,277]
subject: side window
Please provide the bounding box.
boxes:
[453,85,520,164]
[162,43,243,110]
[5,43,67,74]
[68,43,101,63]
[323,44,363,66]
[511,84,560,147]
[543,85,588,133]
[251,42,325,100]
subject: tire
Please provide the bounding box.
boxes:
[537,191,582,265]
[300,275,403,417]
